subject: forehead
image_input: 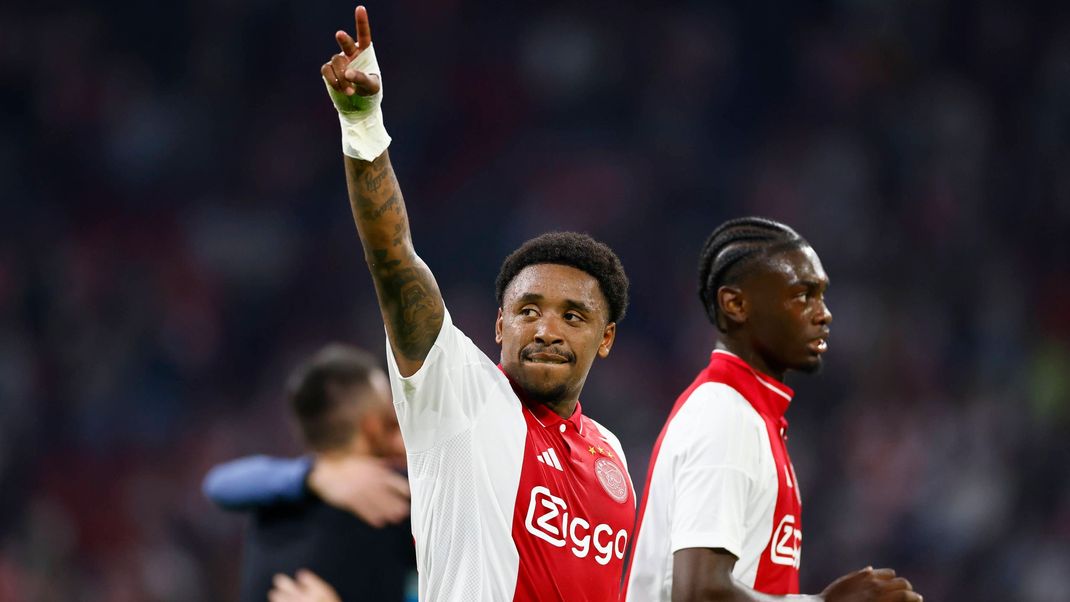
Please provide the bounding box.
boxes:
[753,245,828,286]
[504,263,607,309]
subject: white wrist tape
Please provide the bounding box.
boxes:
[324,43,392,161]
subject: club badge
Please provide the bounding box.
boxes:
[594,457,628,504]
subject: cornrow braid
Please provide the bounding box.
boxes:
[698,217,806,330]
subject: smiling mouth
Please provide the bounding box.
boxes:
[808,338,829,354]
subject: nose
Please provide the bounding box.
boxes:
[534,315,565,346]
[814,299,832,326]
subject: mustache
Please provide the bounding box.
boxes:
[521,345,576,363]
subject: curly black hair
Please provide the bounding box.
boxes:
[495,232,629,324]
[698,217,807,331]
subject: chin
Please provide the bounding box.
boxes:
[795,356,824,375]
[515,368,571,404]
[522,379,571,404]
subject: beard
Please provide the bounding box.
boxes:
[513,344,576,406]
[516,373,571,406]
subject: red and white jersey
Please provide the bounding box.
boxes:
[386,307,635,601]
[623,350,802,600]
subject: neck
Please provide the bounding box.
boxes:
[716,338,786,382]
[542,397,578,419]
[315,436,371,462]
[498,363,580,420]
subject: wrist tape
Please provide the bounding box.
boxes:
[324,43,392,161]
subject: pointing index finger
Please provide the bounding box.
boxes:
[336,30,358,58]
[355,5,372,49]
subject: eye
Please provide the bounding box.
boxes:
[520,307,539,318]
[565,311,584,322]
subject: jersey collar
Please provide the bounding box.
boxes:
[710,349,794,421]
[498,364,585,432]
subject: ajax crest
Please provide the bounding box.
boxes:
[594,457,629,504]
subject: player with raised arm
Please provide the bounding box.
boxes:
[320,6,635,600]
[623,218,922,602]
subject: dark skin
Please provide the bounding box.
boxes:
[322,6,443,378]
[673,554,920,602]
[716,245,831,382]
[323,7,615,418]
[673,245,922,602]
[495,264,616,418]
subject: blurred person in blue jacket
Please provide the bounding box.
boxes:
[203,343,415,602]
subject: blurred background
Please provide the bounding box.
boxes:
[1,0,1069,599]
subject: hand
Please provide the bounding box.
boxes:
[321,5,381,101]
[821,567,922,602]
[268,570,341,602]
[307,456,410,527]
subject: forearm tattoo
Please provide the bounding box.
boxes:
[346,152,443,361]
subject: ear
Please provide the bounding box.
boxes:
[360,411,381,439]
[495,307,504,345]
[349,409,378,454]
[717,285,747,328]
[597,321,617,358]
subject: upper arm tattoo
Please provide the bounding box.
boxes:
[345,152,444,361]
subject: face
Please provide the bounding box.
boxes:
[357,371,406,466]
[735,245,832,375]
[495,264,616,406]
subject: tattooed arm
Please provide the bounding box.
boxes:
[323,7,444,376]
[345,152,443,376]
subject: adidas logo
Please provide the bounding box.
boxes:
[536,447,564,472]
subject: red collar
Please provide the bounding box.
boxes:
[498,364,585,431]
[709,350,794,423]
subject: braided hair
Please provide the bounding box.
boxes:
[698,217,806,331]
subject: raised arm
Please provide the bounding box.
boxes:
[673,549,921,602]
[321,6,443,376]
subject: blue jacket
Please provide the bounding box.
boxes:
[202,455,313,510]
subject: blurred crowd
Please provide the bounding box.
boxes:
[1,0,1068,600]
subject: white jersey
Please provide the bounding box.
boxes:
[624,350,802,600]
[386,308,636,601]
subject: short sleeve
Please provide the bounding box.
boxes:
[669,383,764,558]
[385,306,508,452]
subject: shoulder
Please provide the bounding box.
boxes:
[386,305,503,399]
[586,417,629,468]
[587,417,624,451]
[672,381,763,433]
[664,382,767,464]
